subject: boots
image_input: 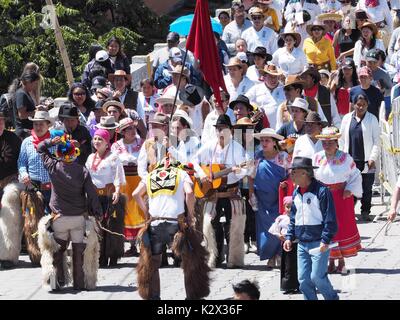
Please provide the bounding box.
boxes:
[72,243,86,290]
[53,238,68,290]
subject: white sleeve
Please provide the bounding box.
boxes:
[330,94,342,128]
[344,154,363,198]
[383,2,393,31]
[369,115,381,162]
[137,144,148,180]
[353,41,362,68]
[114,157,126,187]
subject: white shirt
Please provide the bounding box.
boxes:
[224,75,255,101]
[284,0,321,23]
[318,0,341,13]
[136,92,159,124]
[271,47,308,76]
[353,39,385,68]
[292,134,323,159]
[222,19,253,55]
[357,0,393,31]
[246,83,279,129]
[392,0,400,10]
[111,137,142,166]
[193,138,249,184]
[168,135,201,165]
[85,152,126,188]
[246,65,263,83]
[241,26,278,54]
[137,140,167,180]
[144,169,193,225]
[313,150,363,198]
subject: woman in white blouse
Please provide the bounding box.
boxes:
[313,126,362,275]
[246,46,271,84]
[86,128,126,267]
[271,24,307,77]
[353,21,385,67]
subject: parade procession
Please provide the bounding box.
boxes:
[3,0,400,303]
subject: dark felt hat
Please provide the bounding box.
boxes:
[214,114,233,128]
[58,103,80,119]
[288,157,318,169]
[229,94,253,110]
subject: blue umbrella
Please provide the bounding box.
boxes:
[169,14,223,36]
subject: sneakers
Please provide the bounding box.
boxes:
[244,242,250,254]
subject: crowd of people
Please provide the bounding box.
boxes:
[1,0,400,300]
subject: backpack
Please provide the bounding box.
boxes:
[0,93,16,128]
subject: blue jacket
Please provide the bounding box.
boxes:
[286,178,337,244]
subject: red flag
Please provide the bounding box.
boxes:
[186,0,227,107]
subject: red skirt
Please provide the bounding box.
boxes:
[330,188,362,259]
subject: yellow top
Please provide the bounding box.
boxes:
[303,37,337,71]
[262,8,280,33]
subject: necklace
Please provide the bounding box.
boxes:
[91,150,108,172]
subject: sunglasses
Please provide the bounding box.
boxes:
[251,16,263,21]
[311,28,323,32]
[73,92,86,96]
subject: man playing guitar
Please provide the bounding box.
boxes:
[193,114,251,269]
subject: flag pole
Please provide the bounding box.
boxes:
[170,48,189,121]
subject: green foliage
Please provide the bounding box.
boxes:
[0,0,168,97]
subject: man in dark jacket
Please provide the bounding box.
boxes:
[283,157,338,300]
[37,135,102,291]
[58,103,92,165]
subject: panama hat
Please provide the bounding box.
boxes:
[359,21,378,36]
[233,117,255,128]
[288,156,318,169]
[259,63,283,76]
[290,97,309,112]
[171,109,193,128]
[96,116,119,130]
[108,70,132,83]
[284,75,305,88]
[280,23,302,47]
[28,110,53,124]
[118,117,137,132]
[224,57,243,68]
[315,126,341,140]
[148,112,170,126]
[155,94,183,106]
[102,99,125,113]
[253,128,284,140]
[317,12,343,22]
[170,64,190,80]
[306,20,327,37]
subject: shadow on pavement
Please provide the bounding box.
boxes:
[355,268,400,275]
[359,248,387,253]
[95,285,137,293]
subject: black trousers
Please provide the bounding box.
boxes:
[280,243,299,292]
[241,189,256,243]
[211,198,232,265]
[354,161,375,216]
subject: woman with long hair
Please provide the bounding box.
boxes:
[330,57,359,117]
[353,21,384,67]
[86,128,126,267]
[14,71,40,139]
[333,15,361,62]
[106,36,130,74]
[67,83,95,126]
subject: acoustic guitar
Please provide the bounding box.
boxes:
[194,161,251,198]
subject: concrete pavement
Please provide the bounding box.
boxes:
[1,195,400,300]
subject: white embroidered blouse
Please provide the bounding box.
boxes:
[313,150,363,198]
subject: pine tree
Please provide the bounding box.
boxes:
[0,0,168,97]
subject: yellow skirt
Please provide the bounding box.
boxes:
[121,175,146,240]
